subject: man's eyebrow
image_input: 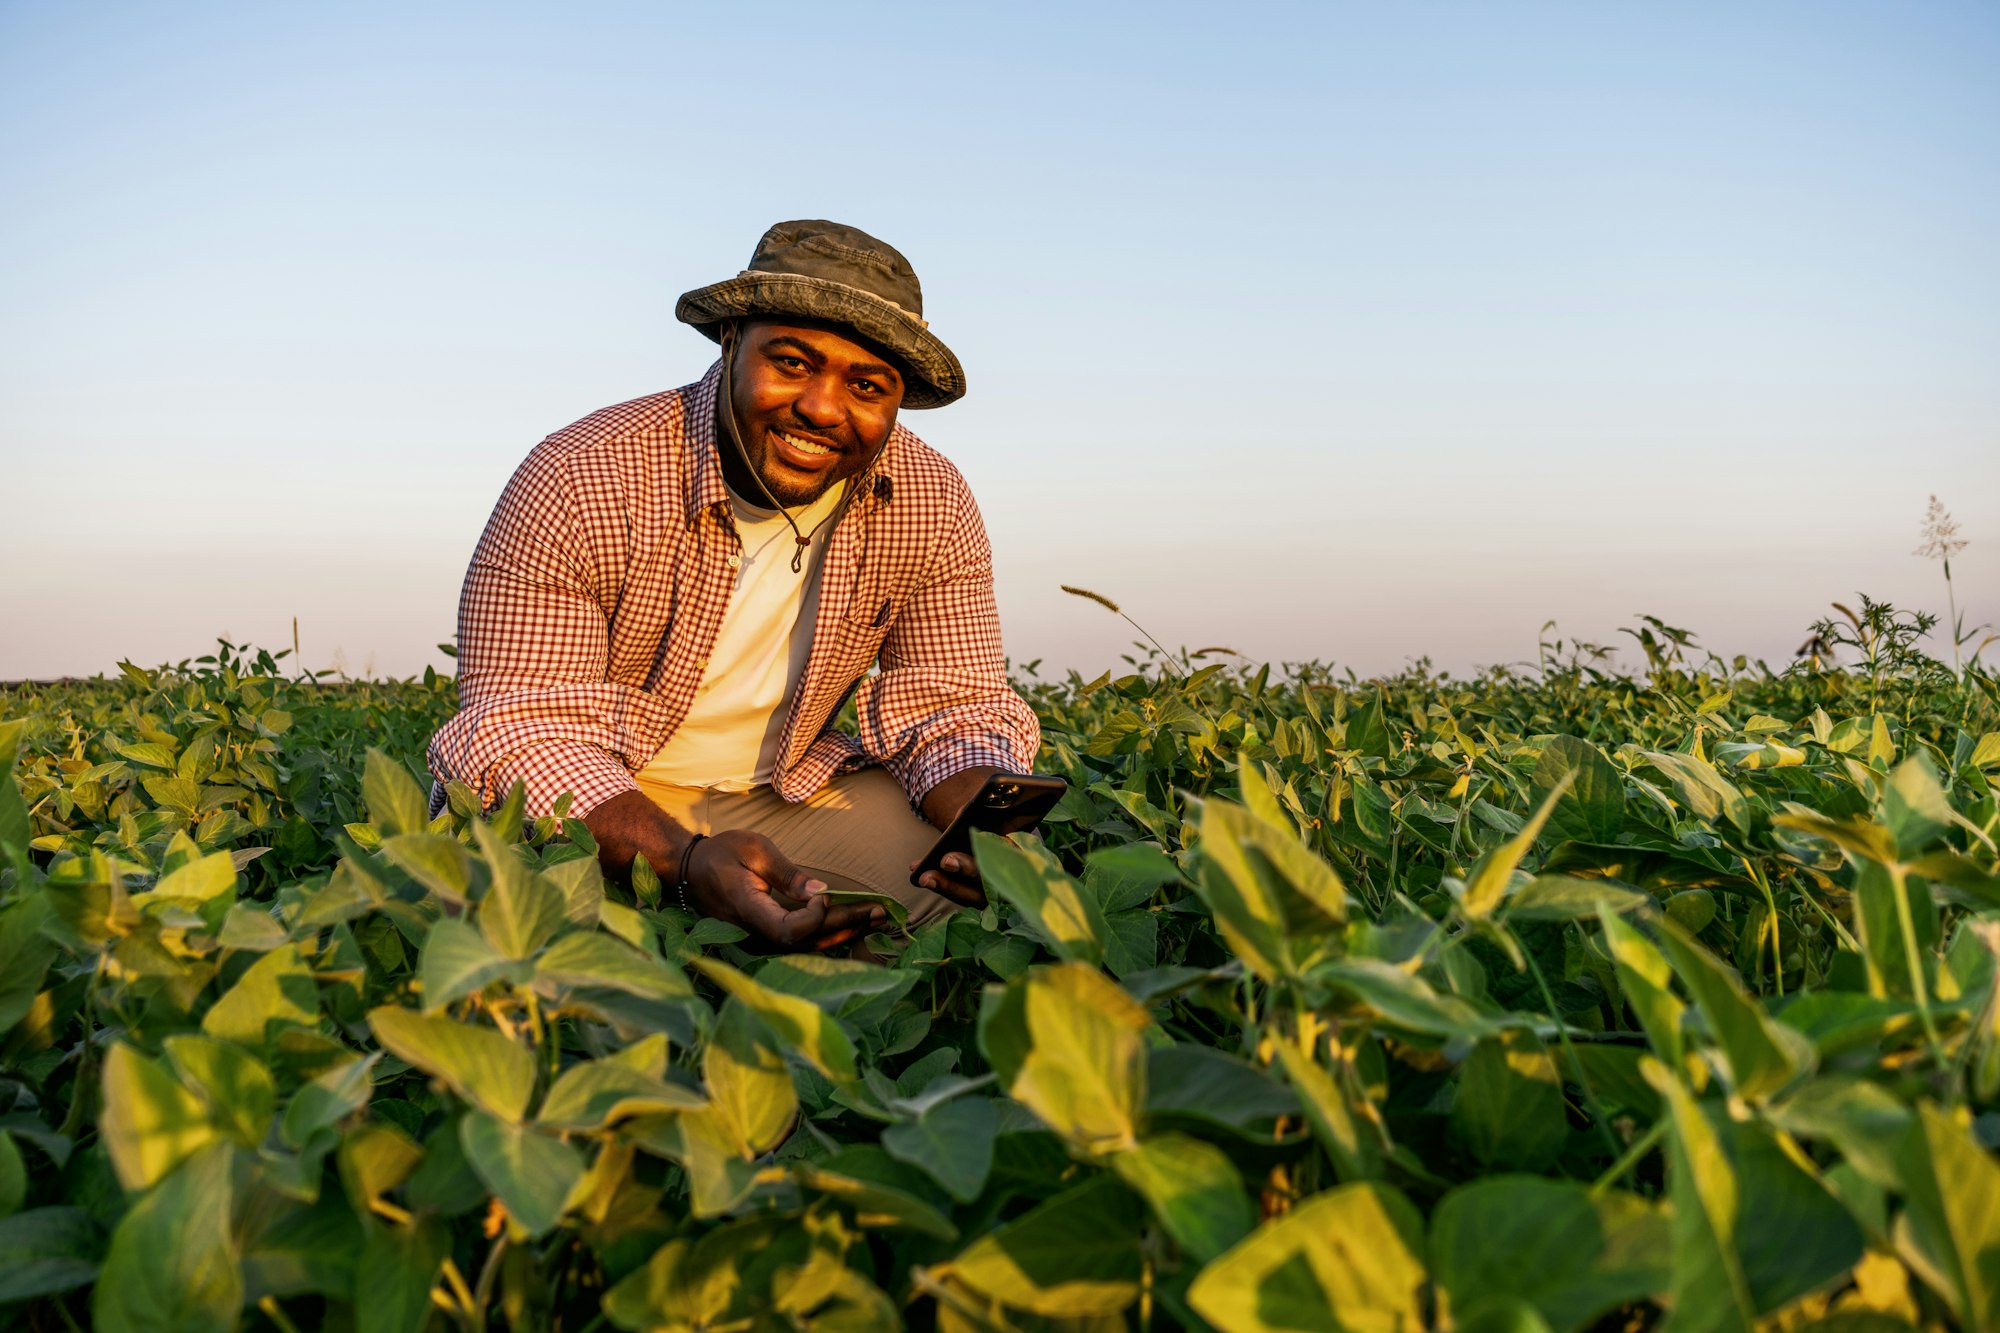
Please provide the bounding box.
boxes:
[760,334,900,384]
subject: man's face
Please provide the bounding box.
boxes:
[722,319,904,507]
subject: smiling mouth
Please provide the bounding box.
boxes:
[769,429,842,466]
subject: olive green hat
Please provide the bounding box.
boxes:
[675,219,966,409]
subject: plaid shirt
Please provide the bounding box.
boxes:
[427,362,1040,818]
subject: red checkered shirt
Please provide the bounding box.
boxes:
[427,362,1040,818]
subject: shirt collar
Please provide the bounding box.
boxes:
[683,358,897,529]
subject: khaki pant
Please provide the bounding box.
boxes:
[635,766,957,930]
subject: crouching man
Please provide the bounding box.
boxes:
[428,220,1039,952]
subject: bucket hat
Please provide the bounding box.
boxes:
[675,220,965,409]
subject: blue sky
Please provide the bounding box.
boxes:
[2,1,1995,680]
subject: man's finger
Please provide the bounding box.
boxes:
[737,883,829,946]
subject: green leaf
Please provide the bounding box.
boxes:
[1146,1045,1301,1140]
[367,1006,535,1123]
[978,962,1149,1155]
[93,1142,242,1333]
[379,832,474,903]
[818,887,910,930]
[972,830,1109,966]
[753,952,917,1015]
[459,1111,584,1239]
[420,916,529,1011]
[99,1042,221,1190]
[1448,1029,1567,1172]
[1597,907,1685,1065]
[473,821,566,957]
[1506,875,1647,921]
[881,1097,998,1203]
[202,942,320,1048]
[702,1000,797,1157]
[0,1131,23,1218]
[1432,1177,1668,1333]
[794,1148,959,1239]
[944,1175,1143,1316]
[0,1206,103,1302]
[1193,794,1347,981]
[1312,959,1498,1041]
[1641,749,1752,833]
[1188,1181,1427,1333]
[1272,1040,1381,1181]
[163,1035,276,1148]
[692,956,858,1081]
[1642,1057,1756,1332]
[1084,842,1181,912]
[352,1216,449,1333]
[1894,1101,2000,1332]
[537,1059,704,1131]
[1658,920,1813,1100]
[537,930,692,1000]
[1463,777,1569,919]
[1726,1116,1864,1313]
[363,748,428,838]
[1880,753,1952,857]
[1111,1131,1256,1263]
[1532,736,1625,845]
[143,848,238,906]
[337,1122,424,1220]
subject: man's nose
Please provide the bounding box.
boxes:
[791,373,842,429]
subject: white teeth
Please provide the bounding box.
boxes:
[778,432,833,457]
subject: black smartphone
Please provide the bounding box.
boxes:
[911,773,1068,885]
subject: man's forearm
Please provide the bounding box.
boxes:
[920,764,1002,831]
[583,789,698,885]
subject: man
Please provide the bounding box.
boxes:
[427,220,1040,952]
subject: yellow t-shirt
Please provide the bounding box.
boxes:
[638,481,848,790]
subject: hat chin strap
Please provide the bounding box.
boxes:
[717,322,847,574]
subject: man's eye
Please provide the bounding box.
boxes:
[852,380,884,396]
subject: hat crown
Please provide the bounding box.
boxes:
[747,220,924,319]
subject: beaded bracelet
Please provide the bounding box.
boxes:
[675,833,707,914]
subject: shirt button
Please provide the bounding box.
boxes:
[726,554,742,569]
[695,657,709,671]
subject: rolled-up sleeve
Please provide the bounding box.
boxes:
[426,451,644,818]
[855,484,1041,800]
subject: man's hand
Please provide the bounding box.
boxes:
[909,765,1003,909]
[687,830,886,952]
[583,790,879,952]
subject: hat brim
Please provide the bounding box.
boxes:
[676,272,965,409]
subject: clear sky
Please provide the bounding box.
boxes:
[3,1,1995,682]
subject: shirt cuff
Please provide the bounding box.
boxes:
[486,741,637,820]
[899,734,1025,809]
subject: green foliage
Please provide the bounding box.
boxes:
[2,618,1999,1328]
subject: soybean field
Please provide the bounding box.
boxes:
[2,604,1999,1332]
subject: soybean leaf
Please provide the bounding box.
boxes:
[692,957,857,1081]
[163,1035,276,1148]
[1432,1178,1669,1333]
[1463,778,1570,919]
[99,1043,220,1191]
[1643,1058,1756,1332]
[362,748,428,838]
[1658,920,1813,1101]
[1194,795,1347,982]
[420,916,529,1011]
[0,1206,103,1302]
[201,943,320,1048]
[943,1175,1143,1316]
[92,1142,242,1333]
[1449,1029,1567,1172]
[973,830,1108,966]
[537,930,691,1000]
[1110,1131,1256,1263]
[352,1216,449,1333]
[1531,736,1625,846]
[367,1007,535,1123]
[1895,1101,2000,1332]
[1188,1181,1427,1333]
[537,1059,704,1132]
[978,962,1149,1155]
[881,1097,999,1204]
[459,1111,584,1239]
